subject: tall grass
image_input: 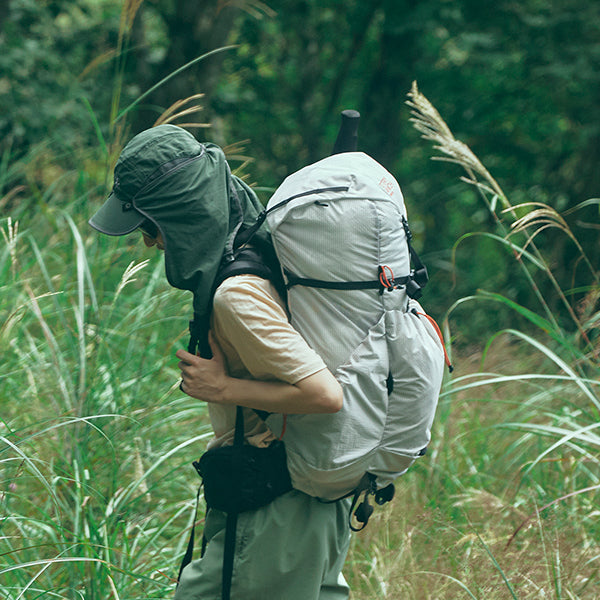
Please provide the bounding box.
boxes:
[0,199,214,596]
[405,81,599,481]
[0,2,215,596]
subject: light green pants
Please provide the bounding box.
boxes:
[175,490,352,600]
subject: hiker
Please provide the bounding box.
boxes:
[89,124,353,600]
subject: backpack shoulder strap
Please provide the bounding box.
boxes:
[213,245,277,291]
[188,242,284,357]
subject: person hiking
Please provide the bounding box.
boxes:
[89,124,353,600]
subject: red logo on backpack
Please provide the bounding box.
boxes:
[378,177,395,197]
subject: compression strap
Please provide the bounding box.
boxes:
[285,268,410,292]
[412,309,454,372]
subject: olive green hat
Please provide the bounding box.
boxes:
[89,124,269,333]
[89,124,205,235]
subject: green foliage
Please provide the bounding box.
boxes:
[1,0,119,153]
[1,197,209,596]
[209,0,600,329]
[3,0,600,328]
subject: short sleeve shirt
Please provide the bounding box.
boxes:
[206,274,326,448]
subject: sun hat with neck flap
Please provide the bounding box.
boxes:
[89,124,270,345]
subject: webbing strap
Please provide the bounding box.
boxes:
[187,315,210,357]
[220,405,244,600]
[285,271,409,291]
[401,216,429,298]
[222,512,238,599]
[176,486,202,586]
[175,320,210,577]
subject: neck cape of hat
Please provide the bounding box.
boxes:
[117,124,268,320]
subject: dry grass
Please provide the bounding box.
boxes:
[347,341,600,600]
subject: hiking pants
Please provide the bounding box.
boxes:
[174,490,352,600]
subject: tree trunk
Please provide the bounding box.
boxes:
[132,0,240,131]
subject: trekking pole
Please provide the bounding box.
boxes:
[332,109,360,154]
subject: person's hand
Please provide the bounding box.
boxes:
[176,334,229,403]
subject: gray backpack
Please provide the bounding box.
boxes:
[261,152,447,528]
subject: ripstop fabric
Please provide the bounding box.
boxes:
[263,152,445,500]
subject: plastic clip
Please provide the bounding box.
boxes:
[413,266,429,288]
[375,484,395,506]
[406,278,423,300]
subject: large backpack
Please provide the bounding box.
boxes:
[256,151,447,526]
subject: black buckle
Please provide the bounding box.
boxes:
[406,278,423,300]
[413,266,429,287]
[353,498,374,525]
[375,484,395,506]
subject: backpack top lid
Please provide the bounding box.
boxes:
[263,151,413,372]
[266,152,406,231]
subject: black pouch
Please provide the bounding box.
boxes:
[194,438,292,514]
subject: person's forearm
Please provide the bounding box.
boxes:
[219,369,342,414]
[176,343,343,415]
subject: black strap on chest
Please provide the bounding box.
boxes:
[187,244,283,358]
[220,406,244,600]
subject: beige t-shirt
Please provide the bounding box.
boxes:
[206,274,326,449]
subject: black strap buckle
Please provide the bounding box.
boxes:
[349,474,396,532]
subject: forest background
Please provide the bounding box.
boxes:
[1,0,599,598]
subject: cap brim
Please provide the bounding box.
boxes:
[88,192,145,236]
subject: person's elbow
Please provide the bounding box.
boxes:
[320,381,343,413]
[297,369,343,413]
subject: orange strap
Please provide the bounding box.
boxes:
[279,415,288,440]
[415,311,454,372]
[379,265,395,289]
